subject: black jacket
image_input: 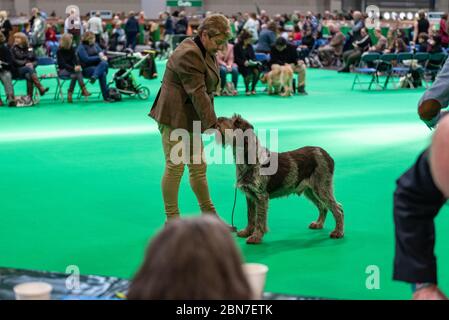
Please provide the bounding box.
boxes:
[10,44,36,70]
[57,47,79,72]
[233,42,256,67]
[0,43,13,71]
[269,43,298,67]
[393,149,447,284]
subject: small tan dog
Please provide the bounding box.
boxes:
[261,64,294,96]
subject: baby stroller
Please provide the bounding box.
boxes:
[106,50,151,100]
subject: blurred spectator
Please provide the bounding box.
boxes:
[243,12,259,43]
[217,42,238,96]
[125,11,139,50]
[297,28,315,62]
[339,27,371,73]
[65,8,83,46]
[368,28,387,53]
[0,11,12,43]
[439,13,449,48]
[234,30,260,95]
[87,11,103,43]
[77,32,112,102]
[57,33,91,103]
[10,32,49,99]
[110,22,126,51]
[256,21,277,53]
[414,10,430,43]
[318,24,345,66]
[45,23,58,58]
[128,215,252,300]
[0,31,16,106]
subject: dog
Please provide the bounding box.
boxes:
[261,64,294,96]
[216,114,344,244]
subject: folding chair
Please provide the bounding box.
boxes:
[384,52,414,89]
[351,53,382,90]
[36,57,61,100]
[423,52,448,86]
[378,53,397,89]
[413,52,429,88]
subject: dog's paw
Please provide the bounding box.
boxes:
[330,230,344,239]
[246,234,263,244]
[237,228,253,238]
[309,222,324,229]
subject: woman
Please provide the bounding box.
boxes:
[0,11,12,43]
[125,11,139,50]
[234,30,260,95]
[127,216,252,300]
[217,42,238,95]
[57,33,91,103]
[77,31,112,102]
[339,27,371,73]
[0,32,15,106]
[45,23,58,58]
[10,32,49,99]
[256,21,277,53]
[394,38,408,53]
[439,13,449,48]
[413,10,430,43]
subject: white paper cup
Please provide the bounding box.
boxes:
[243,263,269,299]
[14,282,53,300]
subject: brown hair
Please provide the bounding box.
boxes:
[198,14,231,39]
[238,30,252,43]
[127,215,252,300]
[13,32,28,47]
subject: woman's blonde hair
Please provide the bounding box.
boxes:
[198,14,231,39]
[81,31,95,44]
[13,32,29,47]
[0,11,7,20]
[60,33,73,50]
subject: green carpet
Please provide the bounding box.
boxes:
[0,62,447,300]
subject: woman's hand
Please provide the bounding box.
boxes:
[75,65,81,72]
[244,61,249,67]
[25,62,34,69]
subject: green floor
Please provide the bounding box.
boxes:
[0,63,448,300]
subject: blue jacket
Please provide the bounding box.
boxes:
[256,29,276,52]
[77,43,102,68]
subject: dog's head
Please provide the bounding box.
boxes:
[216,115,258,163]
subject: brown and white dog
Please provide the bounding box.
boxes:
[216,114,344,244]
[261,64,294,96]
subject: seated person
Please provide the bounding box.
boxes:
[45,23,58,58]
[428,34,443,54]
[318,24,345,66]
[127,215,252,300]
[339,27,371,73]
[394,38,408,53]
[368,28,387,53]
[417,33,429,52]
[270,37,307,95]
[297,29,315,62]
[10,32,49,100]
[57,33,91,103]
[216,42,238,95]
[234,30,260,95]
[255,21,277,53]
[77,31,112,102]
[0,31,16,106]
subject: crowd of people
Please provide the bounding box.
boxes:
[2,7,449,106]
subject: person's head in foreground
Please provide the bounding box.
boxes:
[197,14,231,55]
[430,115,449,198]
[127,215,252,300]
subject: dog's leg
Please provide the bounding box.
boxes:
[313,184,344,239]
[237,196,256,238]
[304,188,328,229]
[246,195,269,244]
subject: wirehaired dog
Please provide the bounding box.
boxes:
[216,114,344,244]
[260,64,294,96]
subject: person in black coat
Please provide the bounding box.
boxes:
[269,37,308,94]
[234,30,259,95]
[125,11,140,50]
[0,11,12,43]
[10,32,49,99]
[57,33,91,103]
[0,31,15,106]
[394,67,449,299]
